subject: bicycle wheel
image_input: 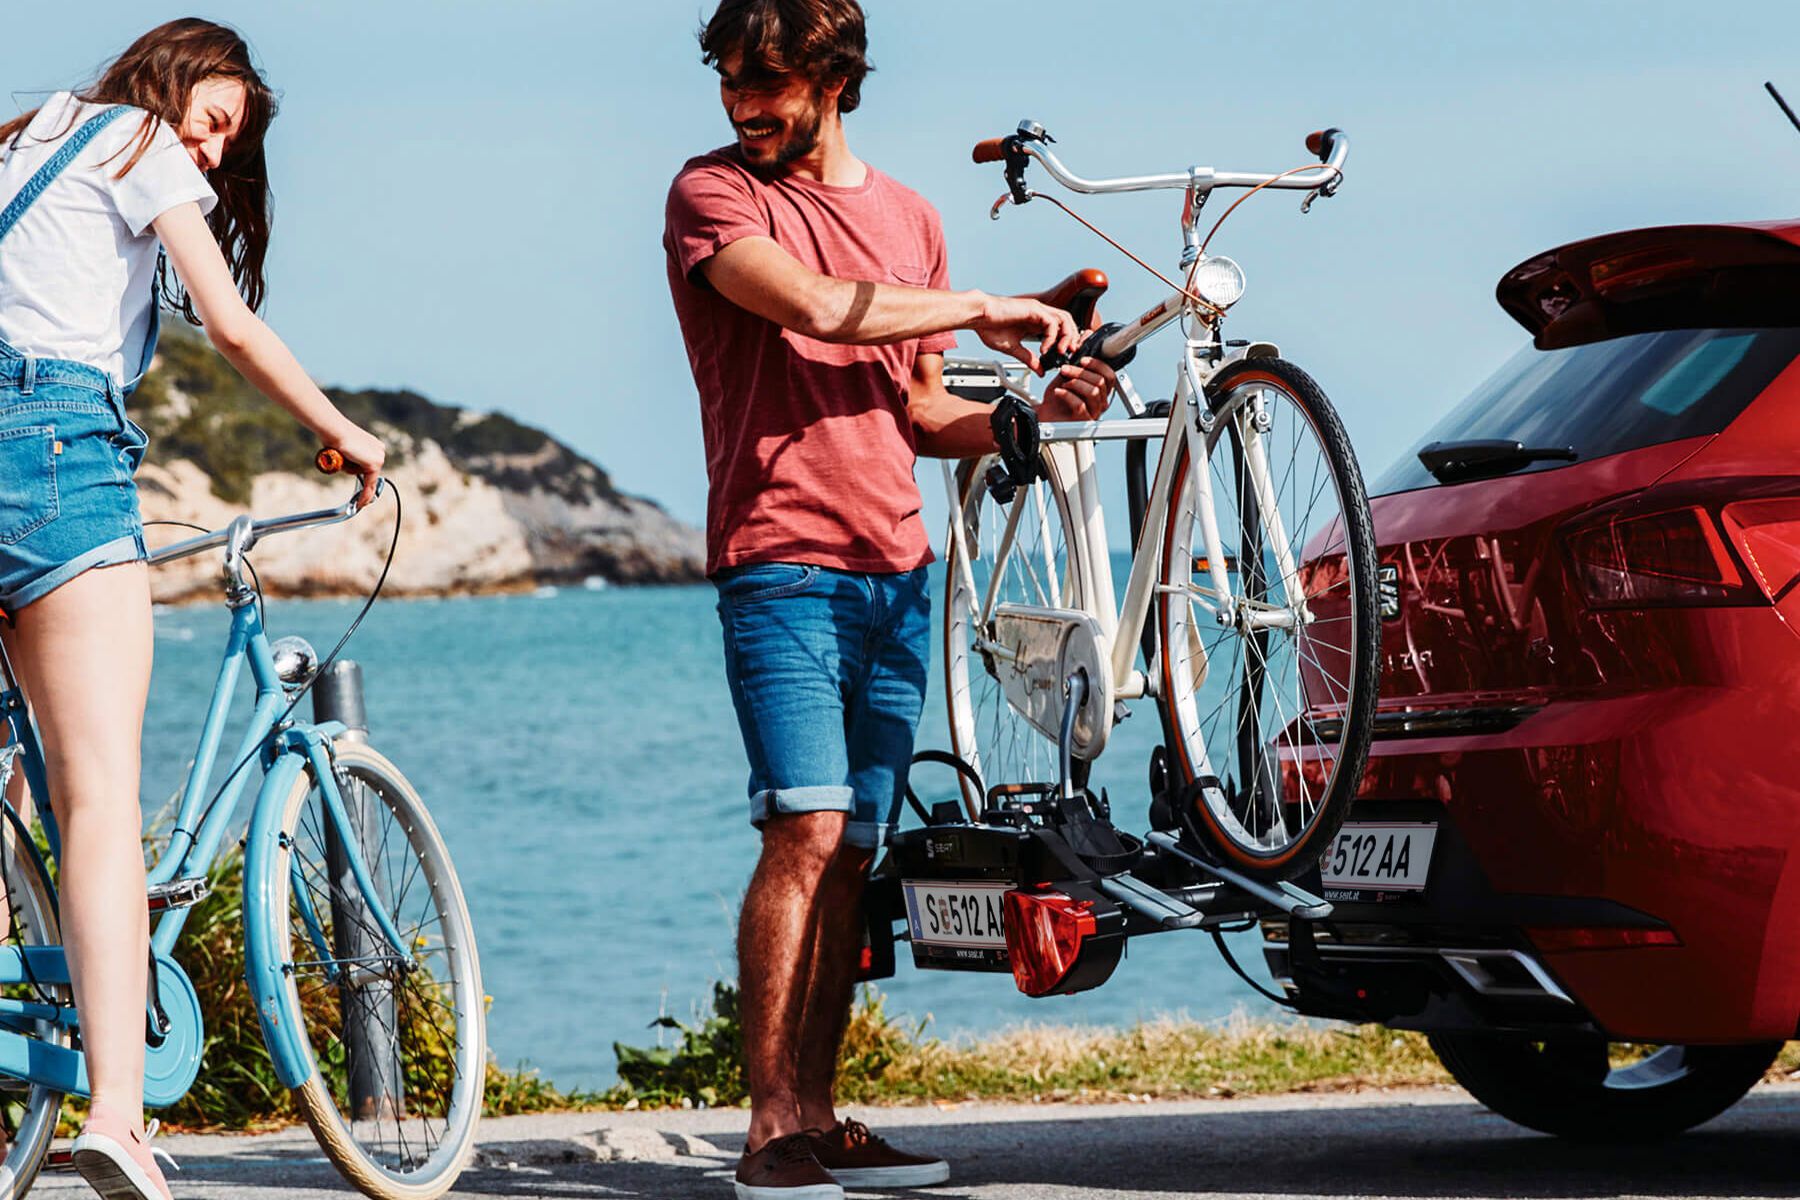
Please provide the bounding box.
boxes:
[1156,358,1378,878]
[0,799,67,1198]
[269,742,483,1200]
[943,450,1094,815]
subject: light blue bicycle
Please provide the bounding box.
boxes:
[0,477,483,1200]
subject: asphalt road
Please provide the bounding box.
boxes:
[31,1083,1800,1199]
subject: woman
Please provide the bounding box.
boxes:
[0,20,382,1199]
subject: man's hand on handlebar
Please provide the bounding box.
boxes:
[1037,357,1117,423]
[970,293,1080,375]
[320,422,386,509]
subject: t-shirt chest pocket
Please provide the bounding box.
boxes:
[888,264,931,287]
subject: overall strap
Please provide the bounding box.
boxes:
[0,104,133,247]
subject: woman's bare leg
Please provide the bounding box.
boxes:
[1,563,154,1128]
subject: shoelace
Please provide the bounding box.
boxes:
[142,1118,179,1175]
[833,1119,881,1150]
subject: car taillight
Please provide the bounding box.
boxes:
[1002,888,1096,998]
[1525,925,1682,952]
[1588,247,1700,300]
[1566,506,1758,608]
[1721,497,1800,602]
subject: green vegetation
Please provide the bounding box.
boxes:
[160,852,598,1130]
[132,327,623,508]
[133,331,321,506]
[601,983,1455,1109]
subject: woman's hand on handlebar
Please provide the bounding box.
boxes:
[1037,357,1117,423]
[970,292,1081,374]
[320,422,386,508]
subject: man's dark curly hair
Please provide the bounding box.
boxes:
[700,0,873,114]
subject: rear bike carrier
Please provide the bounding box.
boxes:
[866,667,1331,997]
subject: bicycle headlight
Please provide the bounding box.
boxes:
[270,635,320,688]
[1192,256,1246,310]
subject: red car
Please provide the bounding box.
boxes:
[1269,219,1800,1140]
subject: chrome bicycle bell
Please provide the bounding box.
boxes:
[270,636,320,689]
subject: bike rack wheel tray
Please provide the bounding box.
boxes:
[865,797,1331,998]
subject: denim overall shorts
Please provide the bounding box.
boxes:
[0,106,156,616]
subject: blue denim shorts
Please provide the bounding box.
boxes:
[715,562,931,849]
[0,357,148,615]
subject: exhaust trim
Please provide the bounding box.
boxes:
[1269,942,1576,1005]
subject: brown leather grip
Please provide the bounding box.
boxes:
[315,447,345,474]
[1305,130,1326,156]
[972,137,1008,165]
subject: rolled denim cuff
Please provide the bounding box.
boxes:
[842,818,894,850]
[749,784,855,828]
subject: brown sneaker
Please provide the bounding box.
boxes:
[735,1132,845,1200]
[808,1118,949,1189]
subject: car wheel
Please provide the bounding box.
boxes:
[1428,1032,1781,1142]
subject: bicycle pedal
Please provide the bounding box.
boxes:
[44,1147,74,1171]
[146,878,211,912]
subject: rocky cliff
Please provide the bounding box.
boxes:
[132,331,704,603]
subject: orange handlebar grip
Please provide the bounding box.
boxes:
[972,137,1008,165]
[315,447,345,474]
[1305,130,1326,156]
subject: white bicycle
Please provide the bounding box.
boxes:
[939,121,1379,880]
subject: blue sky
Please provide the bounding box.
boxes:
[6,2,1800,532]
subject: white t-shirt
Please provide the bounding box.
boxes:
[0,93,216,386]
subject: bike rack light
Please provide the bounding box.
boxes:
[1002,884,1126,997]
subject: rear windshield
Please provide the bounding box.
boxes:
[1373,327,1800,495]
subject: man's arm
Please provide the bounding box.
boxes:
[909,352,1119,460]
[701,236,1081,372]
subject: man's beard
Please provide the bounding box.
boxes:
[737,101,823,166]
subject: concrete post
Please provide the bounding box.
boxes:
[313,660,404,1119]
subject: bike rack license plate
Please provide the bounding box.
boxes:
[903,879,1011,970]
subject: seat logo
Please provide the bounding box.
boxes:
[1378,564,1400,621]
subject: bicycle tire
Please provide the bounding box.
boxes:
[0,807,66,1198]
[1155,358,1378,878]
[943,449,1093,815]
[268,742,484,1200]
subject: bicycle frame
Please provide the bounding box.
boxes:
[949,332,1303,724]
[0,506,408,1098]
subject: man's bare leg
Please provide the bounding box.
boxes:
[794,845,872,1132]
[740,809,847,1151]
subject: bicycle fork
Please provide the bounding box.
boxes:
[243,726,411,1088]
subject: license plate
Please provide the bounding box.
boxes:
[903,880,1010,949]
[1320,822,1437,893]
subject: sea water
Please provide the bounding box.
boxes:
[141,561,1288,1090]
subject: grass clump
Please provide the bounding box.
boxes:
[160,852,597,1129]
[603,982,1453,1110]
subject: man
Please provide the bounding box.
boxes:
[663,2,1117,1196]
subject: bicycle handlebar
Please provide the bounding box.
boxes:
[147,448,381,568]
[977,120,1350,198]
[146,492,369,568]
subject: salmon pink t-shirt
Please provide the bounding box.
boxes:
[664,146,955,576]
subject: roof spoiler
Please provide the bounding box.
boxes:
[1495,222,1800,349]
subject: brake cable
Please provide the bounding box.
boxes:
[1028,192,1226,322]
[169,483,404,847]
[1194,163,1344,261]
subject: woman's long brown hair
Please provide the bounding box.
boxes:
[0,18,277,319]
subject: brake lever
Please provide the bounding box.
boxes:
[990,188,1038,220]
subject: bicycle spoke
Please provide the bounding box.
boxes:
[1164,366,1372,864]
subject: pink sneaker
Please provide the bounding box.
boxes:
[70,1101,173,1200]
